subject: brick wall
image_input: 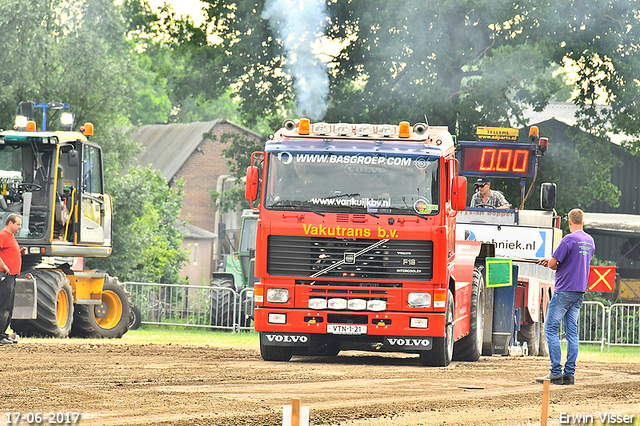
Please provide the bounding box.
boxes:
[181,238,214,285]
[171,122,260,234]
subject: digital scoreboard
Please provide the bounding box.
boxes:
[457,140,537,178]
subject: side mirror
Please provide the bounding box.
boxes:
[68,150,78,167]
[451,176,467,211]
[217,222,226,241]
[19,101,35,118]
[540,183,556,210]
[245,166,259,202]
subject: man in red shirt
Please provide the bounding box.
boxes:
[0,214,27,344]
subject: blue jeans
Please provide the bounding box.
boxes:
[544,291,584,377]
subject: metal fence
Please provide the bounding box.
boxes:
[125,282,255,331]
[607,303,640,348]
[565,301,640,351]
[126,282,639,349]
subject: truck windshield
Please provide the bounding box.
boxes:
[264,153,440,215]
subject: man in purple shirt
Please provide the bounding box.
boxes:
[536,209,595,385]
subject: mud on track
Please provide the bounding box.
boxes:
[1,340,639,426]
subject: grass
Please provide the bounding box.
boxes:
[577,342,640,363]
[122,325,260,348]
[11,325,260,349]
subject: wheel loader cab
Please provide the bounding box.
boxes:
[0,131,112,260]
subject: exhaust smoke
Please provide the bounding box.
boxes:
[262,0,329,120]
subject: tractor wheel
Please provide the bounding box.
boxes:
[453,269,485,361]
[70,276,130,338]
[420,290,454,367]
[12,270,73,338]
[238,290,254,328]
[210,277,235,329]
[129,304,142,330]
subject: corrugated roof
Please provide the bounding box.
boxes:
[521,102,628,144]
[127,120,221,181]
[521,101,611,127]
[179,223,217,240]
[127,120,262,182]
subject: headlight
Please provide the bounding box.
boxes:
[266,288,289,303]
[327,298,347,310]
[308,298,327,309]
[268,313,287,324]
[367,299,387,311]
[408,292,431,308]
[347,299,367,311]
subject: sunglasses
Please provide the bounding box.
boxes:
[477,183,488,188]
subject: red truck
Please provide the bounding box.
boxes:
[245,119,554,366]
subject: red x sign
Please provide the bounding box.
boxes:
[588,266,616,292]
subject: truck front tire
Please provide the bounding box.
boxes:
[420,290,454,367]
[260,333,293,361]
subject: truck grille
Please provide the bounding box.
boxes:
[267,236,433,281]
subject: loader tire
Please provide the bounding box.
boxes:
[70,276,130,338]
[12,270,73,338]
[453,269,485,361]
[129,304,142,330]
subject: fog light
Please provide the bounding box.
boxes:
[348,299,367,311]
[266,288,289,303]
[268,313,287,324]
[308,298,327,309]
[410,318,429,328]
[327,298,347,310]
[408,292,431,308]
[367,299,387,312]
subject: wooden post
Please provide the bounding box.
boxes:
[541,379,550,426]
[292,398,300,426]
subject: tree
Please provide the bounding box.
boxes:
[87,166,188,283]
[168,0,640,212]
[0,0,187,283]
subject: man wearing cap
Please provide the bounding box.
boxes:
[470,178,511,209]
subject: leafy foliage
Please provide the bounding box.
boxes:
[164,0,640,214]
[0,0,187,283]
[87,166,188,283]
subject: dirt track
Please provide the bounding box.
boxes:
[2,338,640,426]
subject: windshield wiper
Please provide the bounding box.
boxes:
[323,192,360,200]
[267,201,325,217]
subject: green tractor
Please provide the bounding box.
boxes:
[210,209,258,329]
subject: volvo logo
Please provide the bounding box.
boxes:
[344,253,356,264]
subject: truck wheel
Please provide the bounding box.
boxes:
[520,321,541,356]
[12,270,73,338]
[129,304,142,330]
[260,333,293,361]
[420,290,454,367]
[538,300,550,357]
[453,269,485,361]
[70,276,131,338]
[210,277,235,328]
